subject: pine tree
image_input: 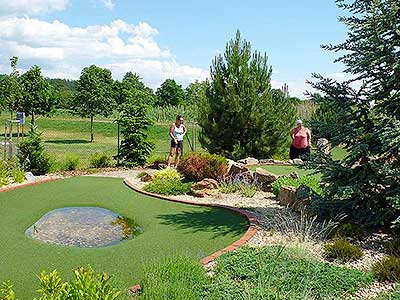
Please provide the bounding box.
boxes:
[307,0,400,227]
[117,73,154,166]
[198,31,297,160]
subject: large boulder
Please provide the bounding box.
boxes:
[278,185,297,206]
[254,167,278,191]
[227,160,248,177]
[191,178,219,197]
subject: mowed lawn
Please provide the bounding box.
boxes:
[0,177,248,299]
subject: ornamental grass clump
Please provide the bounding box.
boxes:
[178,153,227,181]
[323,238,363,262]
[372,256,400,283]
[384,240,400,258]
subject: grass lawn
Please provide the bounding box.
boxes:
[0,177,248,299]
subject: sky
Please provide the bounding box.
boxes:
[0,0,350,98]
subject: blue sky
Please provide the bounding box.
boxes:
[0,0,349,97]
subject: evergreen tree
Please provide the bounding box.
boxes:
[155,79,185,106]
[72,65,115,142]
[117,72,154,166]
[307,0,400,227]
[198,31,297,160]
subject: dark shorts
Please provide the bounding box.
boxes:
[290,145,310,160]
[171,140,183,151]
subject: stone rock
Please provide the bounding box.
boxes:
[140,173,153,182]
[273,159,284,164]
[254,168,279,191]
[24,172,35,182]
[237,157,259,165]
[259,159,274,164]
[278,186,297,206]
[292,185,312,212]
[289,171,299,180]
[317,138,330,155]
[191,178,219,190]
[239,171,255,183]
[191,178,219,197]
[227,161,248,177]
[293,158,303,165]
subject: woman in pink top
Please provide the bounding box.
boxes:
[290,120,311,160]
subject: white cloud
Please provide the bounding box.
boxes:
[101,0,115,10]
[0,17,209,89]
[0,0,69,16]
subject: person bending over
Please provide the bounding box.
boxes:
[290,119,311,160]
[167,115,186,167]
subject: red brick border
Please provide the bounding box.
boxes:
[0,178,62,193]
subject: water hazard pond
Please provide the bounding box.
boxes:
[25,207,143,248]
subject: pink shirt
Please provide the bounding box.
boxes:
[292,128,309,149]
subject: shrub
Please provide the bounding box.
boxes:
[17,126,53,175]
[12,168,25,183]
[0,158,25,186]
[144,179,192,196]
[90,153,112,168]
[323,239,363,262]
[332,223,365,240]
[0,281,15,300]
[385,240,400,258]
[153,168,181,181]
[271,175,322,196]
[372,256,400,282]
[137,171,147,178]
[64,154,80,171]
[178,153,228,181]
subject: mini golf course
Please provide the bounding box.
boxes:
[0,177,248,299]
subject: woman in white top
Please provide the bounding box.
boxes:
[167,115,186,167]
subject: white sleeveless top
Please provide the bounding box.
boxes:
[173,125,184,141]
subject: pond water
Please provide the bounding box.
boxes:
[25,207,142,248]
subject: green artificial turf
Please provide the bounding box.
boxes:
[0,177,247,299]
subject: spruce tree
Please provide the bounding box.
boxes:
[117,73,154,166]
[307,0,400,227]
[198,31,297,160]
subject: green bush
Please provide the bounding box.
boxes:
[64,154,80,171]
[385,240,400,258]
[144,179,192,196]
[1,266,121,300]
[219,182,257,198]
[90,153,112,168]
[153,168,181,181]
[137,171,147,178]
[138,257,208,300]
[12,168,25,183]
[372,256,400,282]
[17,126,54,175]
[271,175,322,196]
[178,153,228,181]
[323,239,363,262]
[0,158,25,186]
[332,223,365,240]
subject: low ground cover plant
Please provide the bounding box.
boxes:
[372,256,400,283]
[272,175,322,196]
[323,239,363,262]
[144,178,192,196]
[178,153,227,181]
[138,246,373,300]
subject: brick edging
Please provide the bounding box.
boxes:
[123,179,259,265]
[0,178,62,193]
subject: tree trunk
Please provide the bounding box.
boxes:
[31,112,35,126]
[90,115,94,142]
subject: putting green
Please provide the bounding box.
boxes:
[0,177,248,299]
